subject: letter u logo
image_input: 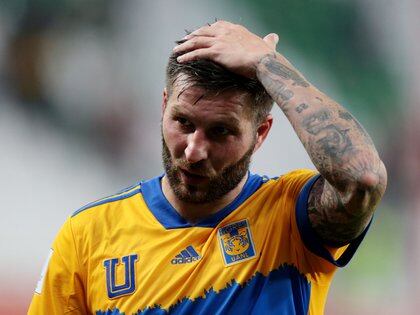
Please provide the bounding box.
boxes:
[103,254,138,299]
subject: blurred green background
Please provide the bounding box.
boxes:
[1,1,417,314]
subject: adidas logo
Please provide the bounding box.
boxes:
[171,245,201,264]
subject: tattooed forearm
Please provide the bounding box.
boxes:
[315,125,352,159]
[260,55,309,87]
[302,109,332,134]
[257,55,383,181]
[302,110,354,159]
[256,53,387,246]
[338,110,374,146]
[295,103,309,113]
[270,79,294,103]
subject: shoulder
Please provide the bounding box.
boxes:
[281,169,318,182]
[70,181,143,220]
[260,169,318,194]
[248,169,319,218]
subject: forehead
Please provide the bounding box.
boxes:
[167,83,253,123]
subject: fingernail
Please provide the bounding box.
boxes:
[177,56,184,62]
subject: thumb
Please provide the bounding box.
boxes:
[263,33,279,49]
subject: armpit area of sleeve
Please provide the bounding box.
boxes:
[295,175,372,267]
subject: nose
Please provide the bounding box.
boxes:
[184,130,209,164]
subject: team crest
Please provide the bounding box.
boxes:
[103,254,138,299]
[218,219,256,266]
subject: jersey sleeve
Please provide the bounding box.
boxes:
[274,169,370,279]
[28,217,88,314]
[295,175,371,267]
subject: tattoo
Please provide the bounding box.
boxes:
[338,111,352,121]
[295,103,309,113]
[308,177,372,246]
[256,54,386,247]
[303,110,353,159]
[273,80,294,102]
[316,125,352,159]
[338,110,374,146]
[302,110,331,134]
[263,58,310,87]
[258,74,294,111]
[281,102,292,114]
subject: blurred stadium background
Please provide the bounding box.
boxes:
[0,0,418,314]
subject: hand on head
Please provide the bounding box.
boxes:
[173,20,279,78]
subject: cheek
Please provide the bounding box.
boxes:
[224,132,255,161]
[212,141,246,168]
[162,121,186,158]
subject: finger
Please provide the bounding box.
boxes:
[263,33,279,49]
[184,20,229,39]
[173,36,214,54]
[176,48,216,63]
[184,25,215,39]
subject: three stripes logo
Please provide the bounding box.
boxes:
[171,245,201,264]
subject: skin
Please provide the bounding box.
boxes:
[173,20,387,246]
[161,83,272,223]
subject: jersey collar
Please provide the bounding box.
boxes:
[141,172,263,229]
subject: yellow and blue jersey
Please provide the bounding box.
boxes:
[28,169,369,314]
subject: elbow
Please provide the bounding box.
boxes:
[349,159,388,209]
[359,159,387,196]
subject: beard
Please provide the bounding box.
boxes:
[162,137,255,204]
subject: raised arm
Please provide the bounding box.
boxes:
[174,21,387,246]
[257,54,387,246]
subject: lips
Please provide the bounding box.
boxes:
[179,168,209,185]
[181,168,207,177]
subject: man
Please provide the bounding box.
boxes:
[29,21,387,314]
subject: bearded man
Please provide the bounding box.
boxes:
[29,21,387,315]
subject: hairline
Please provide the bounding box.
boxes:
[167,73,265,124]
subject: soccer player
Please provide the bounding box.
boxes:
[29,21,387,314]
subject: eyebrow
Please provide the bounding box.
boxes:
[171,105,242,127]
[171,105,188,116]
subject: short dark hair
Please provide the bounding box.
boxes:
[165,51,273,125]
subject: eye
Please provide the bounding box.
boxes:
[175,116,194,130]
[177,117,189,125]
[211,126,231,137]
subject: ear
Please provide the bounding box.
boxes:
[253,114,273,153]
[162,88,168,114]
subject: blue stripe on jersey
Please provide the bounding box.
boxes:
[186,246,199,257]
[72,184,141,217]
[96,264,310,315]
[116,182,141,194]
[180,250,191,258]
[140,172,264,229]
[295,174,372,267]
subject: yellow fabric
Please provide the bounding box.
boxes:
[28,170,345,315]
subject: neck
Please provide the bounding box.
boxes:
[161,173,248,224]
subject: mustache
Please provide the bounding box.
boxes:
[161,133,212,177]
[176,160,213,177]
